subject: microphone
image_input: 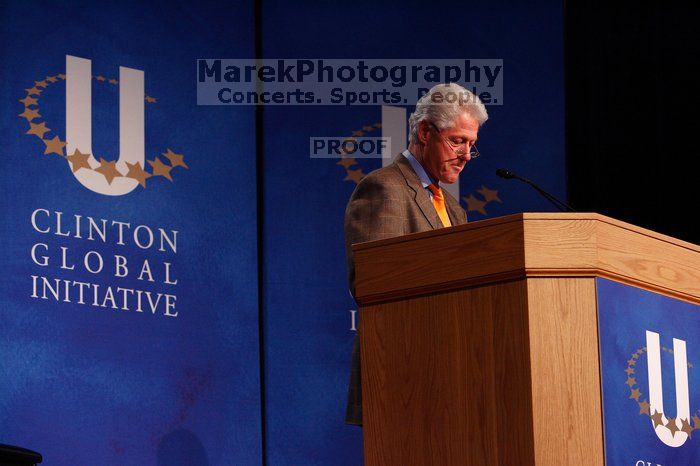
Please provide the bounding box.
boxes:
[495,168,516,180]
[496,168,576,212]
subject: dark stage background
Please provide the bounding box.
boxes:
[566,3,700,243]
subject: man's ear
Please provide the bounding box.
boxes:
[417,120,431,145]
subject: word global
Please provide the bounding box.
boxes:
[30,243,177,282]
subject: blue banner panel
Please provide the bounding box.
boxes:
[261,1,565,464]
[0,1,260,465]
[597,278,700,465]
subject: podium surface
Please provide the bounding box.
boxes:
[354,213,700,465]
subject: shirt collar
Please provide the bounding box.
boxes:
[403,150,438,188]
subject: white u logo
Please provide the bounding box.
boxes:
[66,55,144,196]
[646,330,691,447]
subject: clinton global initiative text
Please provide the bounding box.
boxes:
[29,208,180,318]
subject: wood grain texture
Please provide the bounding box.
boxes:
[525,278,603,465]
[361,280,536,466]
[594,219,700,300]
[353,215,526,303]
[353,213,700,305]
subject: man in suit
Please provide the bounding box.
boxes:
[344,83,488,426]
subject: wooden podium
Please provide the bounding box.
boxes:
[353,213,700,465]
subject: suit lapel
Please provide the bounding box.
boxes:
[395,155,441,229]
[444,192,467,225]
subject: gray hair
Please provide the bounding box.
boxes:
[408,83,488,144]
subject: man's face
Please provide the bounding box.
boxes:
[421,112,479,184]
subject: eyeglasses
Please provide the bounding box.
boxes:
[429,122,480,159]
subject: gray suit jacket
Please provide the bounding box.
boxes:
[344,154,467,425]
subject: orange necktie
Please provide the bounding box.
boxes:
[428,184,451,227]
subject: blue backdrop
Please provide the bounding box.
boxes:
[0,1,260,464]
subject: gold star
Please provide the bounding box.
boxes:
[638,400,650,415]
[462,194,487,215]
[625,377,636,388]
[337,157,357,169]
[636,349,645,355]
[632,353,639,359]
[46,75,57,83]
[42,136,66,156]
[692,413,700,430]
[344,168,365,184]
[667,417,680,436]
[94,157,122,184]
[627,358,637,366]
[680,418,693,438]
[125,161,152,187]
[108,78,118,85]
[145,95,157,103]
[373,122,382,128]
[362,125,374,132]
[66,149,92,173]
[477,185,502,203]
[26,121,50,138]
[25,86,42,96]
[625,367,635,376]
[629,388,641,400]
[148,157,173,181]
[57,74,66,80]
[19,96,38,106]
[351,130,364,137]
[162,149,188,169]
[651,410,664,427]
[18,107,41,121]
[34,80,48,88]
[95,75,106,81]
